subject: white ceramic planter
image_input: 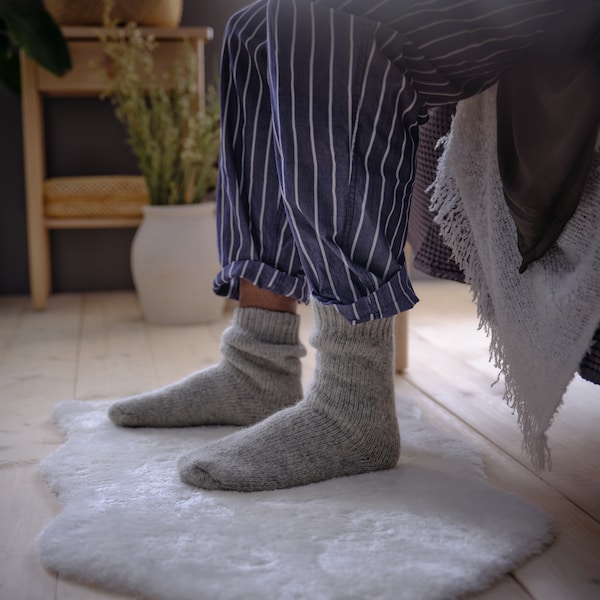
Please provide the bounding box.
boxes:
[131,203,225,325]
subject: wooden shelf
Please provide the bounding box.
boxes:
[21,26,211,309]
[45,217,143,229]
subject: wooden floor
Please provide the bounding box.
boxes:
[1,280,599,599]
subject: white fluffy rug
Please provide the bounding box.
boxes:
[37,398,553,600]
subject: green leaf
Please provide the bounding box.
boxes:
[0,0,71,79]
[0,28,20,94]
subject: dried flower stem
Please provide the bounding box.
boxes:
[100,0,220,205]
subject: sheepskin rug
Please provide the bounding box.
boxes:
[36,398,553,600]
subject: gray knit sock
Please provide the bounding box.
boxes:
[178,301,400,491]
[108,308,306,427]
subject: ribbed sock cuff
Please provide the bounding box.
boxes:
[234,307,303,347]
[311,301,394,344]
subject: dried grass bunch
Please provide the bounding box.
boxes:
[100,2,219,205]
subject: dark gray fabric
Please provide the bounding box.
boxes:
[496,5,600,272]
[408,104,463,283]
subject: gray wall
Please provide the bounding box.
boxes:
[0,1,250,295]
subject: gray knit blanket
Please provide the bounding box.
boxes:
[414,88,600,470]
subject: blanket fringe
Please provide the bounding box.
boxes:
[429,136,554,470]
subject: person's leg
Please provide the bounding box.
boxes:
[178,0,575,491]
[268,0,572,324]
[213,2,309,304]
[108,280,305,427]
[109,2,307,428]
[179,301,399,491]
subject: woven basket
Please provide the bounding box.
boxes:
[44,176,149,219]
[44,0,183,27]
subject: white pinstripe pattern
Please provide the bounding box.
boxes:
[214,2,308,302]
[214,0,573,323]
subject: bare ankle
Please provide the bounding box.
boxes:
[239,279,297,314]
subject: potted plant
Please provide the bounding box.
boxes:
[101,10,225,325]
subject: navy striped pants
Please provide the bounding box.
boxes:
[213,0,571,323]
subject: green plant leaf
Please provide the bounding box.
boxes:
[0,0,71,82]
[0,28,20,94]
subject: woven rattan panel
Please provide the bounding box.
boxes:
[44,176,149,218]
[44,0,183,27]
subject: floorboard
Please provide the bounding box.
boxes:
[398,376,600,600]
[0,286,598,600]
